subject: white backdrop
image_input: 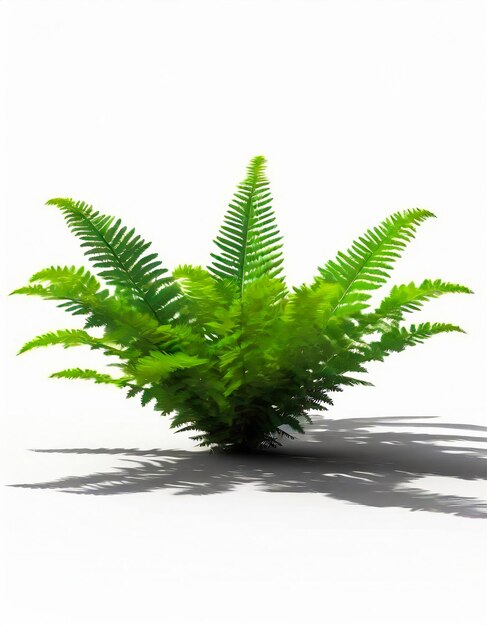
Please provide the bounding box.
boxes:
[1,2,486,625]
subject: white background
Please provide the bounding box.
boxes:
[1,1,486,625]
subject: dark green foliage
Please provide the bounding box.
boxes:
[12,157,472,451]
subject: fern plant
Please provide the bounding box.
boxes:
[12,157,472,451]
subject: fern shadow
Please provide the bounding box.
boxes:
[11,416,487,518]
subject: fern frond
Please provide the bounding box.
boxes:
[374,279,473,321]
[132,351,209,383]
[365,322,465,362]
[173,264,233,328]
[208,156,284,295]
[11,265,110,321]
[50,368,129,385]
[12,266,186,351]
[283,281,341,325]
[12,265,102,301]
[46,198,180,323]
[316,209,435,315]
[18,329,113,355]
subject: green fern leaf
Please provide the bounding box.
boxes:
[46,198,180,323]
[316,209,435,315]
[12,266,186,351]
[173,264,233,328]
[12,265,101,300]
[283,281,342,325]
[11,265,109,321]
[132,351,209,383]
[50,368,129,385]
[374,279,473,321]
[365,322,464,362]
[18,329,108,355]
[208,156,284,295]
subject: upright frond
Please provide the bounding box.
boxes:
[46,198,180,323]
[208,156,284,295]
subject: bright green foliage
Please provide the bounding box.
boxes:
[208,155,284,295]
[374,279,472,321]
[130,352,209,385]
[18,329,109,354]
[12,156,472,451]
[50,368,130,386]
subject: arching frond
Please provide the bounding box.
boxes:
[374,279,473,321]
[46,198,180,323]
[208,156,284,295]
[12,265,102,300]
[11,265,109,321]
[12,266,186,350]
[18,329,110,355]
[50,368,129,385]
[316,209,435,316]
[364,322,465,362]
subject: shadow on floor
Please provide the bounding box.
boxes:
[11,415,487,518]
